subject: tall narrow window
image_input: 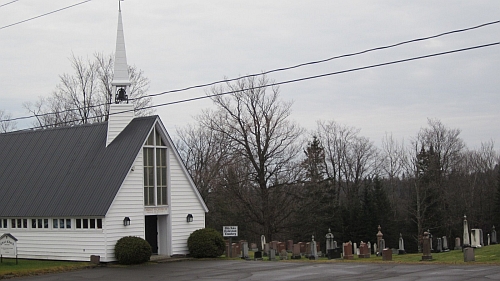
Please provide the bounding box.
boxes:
[144,147,155,206]
[157,147,167,205]
[144,127,168,206]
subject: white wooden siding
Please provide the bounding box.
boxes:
[103,149,145,262]
[106,104,135,146]
[5,229,106,261]
[168,148,206,255]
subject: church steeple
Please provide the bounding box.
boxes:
[107,1,135,147]
[112,1,131,104]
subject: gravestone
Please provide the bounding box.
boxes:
[382,248,392,261]
[373,243,377,255]
[464,247,475,262]
[463,215,470,248]
[287,240,294,252]
[436,238,442,253]
[250,243,258,252]
[454,237,461,250]
[358,242,370,258]
[331,247,342,259]
[428,230,433,251]
[378,239,385,256]
[232,243,241,258]
[241,241,249,259]
[305,242,311,258]
[421,232,432,261]
[492,226,497,244]
[298,242,306,255]
[269,249,276,261]
[343,242,354,260]
[254,251,263,260]
[398,233,406,254]
[310,239,318,260]
[261,235,266,251]
[488,234,490,246]
[353,243,358,257]
[376,225,383,250]
[264,243,270,256]
[278,242,286,253]
[367,241,371,251]
[271,241,279,251]
[279,249,288,260]
[326,229,334,251]
[442,236,449,252]
[471,229,482,248]
[292,244,301,259]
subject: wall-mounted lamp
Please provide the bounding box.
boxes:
[186,214,193,223]
[123,217,131,226]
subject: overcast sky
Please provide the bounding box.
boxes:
[1,1,499,149]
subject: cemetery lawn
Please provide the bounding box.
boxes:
[0,258,91,278]
[240,244,500,264]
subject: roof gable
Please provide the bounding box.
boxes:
[0,116,156,217]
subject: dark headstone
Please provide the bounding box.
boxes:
[329,248,342,259]
[343,242,354,260]
[382,248,392,261]
[292,244,301,259]
[358,242,370,258]
[254,251,263,260]
[421,232,432,261]
[464,247,475,262]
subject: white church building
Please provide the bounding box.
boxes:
[0,6,208,262]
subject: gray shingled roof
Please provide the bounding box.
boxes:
[0,116,157,217]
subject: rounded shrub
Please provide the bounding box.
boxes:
[187,228,225,258]
[115,236,152,265]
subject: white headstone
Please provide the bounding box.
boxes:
[463,215,470,247]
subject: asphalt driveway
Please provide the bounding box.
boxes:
[12,260,500,281]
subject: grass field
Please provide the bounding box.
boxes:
[0,258,91,278]
[237,243,500,264]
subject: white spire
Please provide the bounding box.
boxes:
[112,8,130,87]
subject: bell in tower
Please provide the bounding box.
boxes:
[115,86,128,103]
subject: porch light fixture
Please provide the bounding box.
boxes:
[186,214,193,223]
[123,217,131,226]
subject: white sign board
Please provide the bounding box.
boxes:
[223,226,238,237]
[0,233,18,257]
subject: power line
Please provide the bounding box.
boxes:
[3,19,499,124]
[0,0,19,8]
[131,19,500,102]
[15,41,500,131]
[0,0,91,30]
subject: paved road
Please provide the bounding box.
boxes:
[12,260,500,281]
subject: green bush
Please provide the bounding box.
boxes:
[187,228,225,258]
[114,236,152,265]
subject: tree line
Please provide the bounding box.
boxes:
[176,75,500,253]
[1,56,498,253]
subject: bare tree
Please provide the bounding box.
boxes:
[24,53,153,128]
[200,74,304,241]
[0,109,17,133]
[380,133,408,218]
[316,120,379,207]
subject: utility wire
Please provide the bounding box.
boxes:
[17,41,500,131]
[131,19,500,101]
[0,0,19,8]
[0,0,91,30]
[2,19,499,124]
